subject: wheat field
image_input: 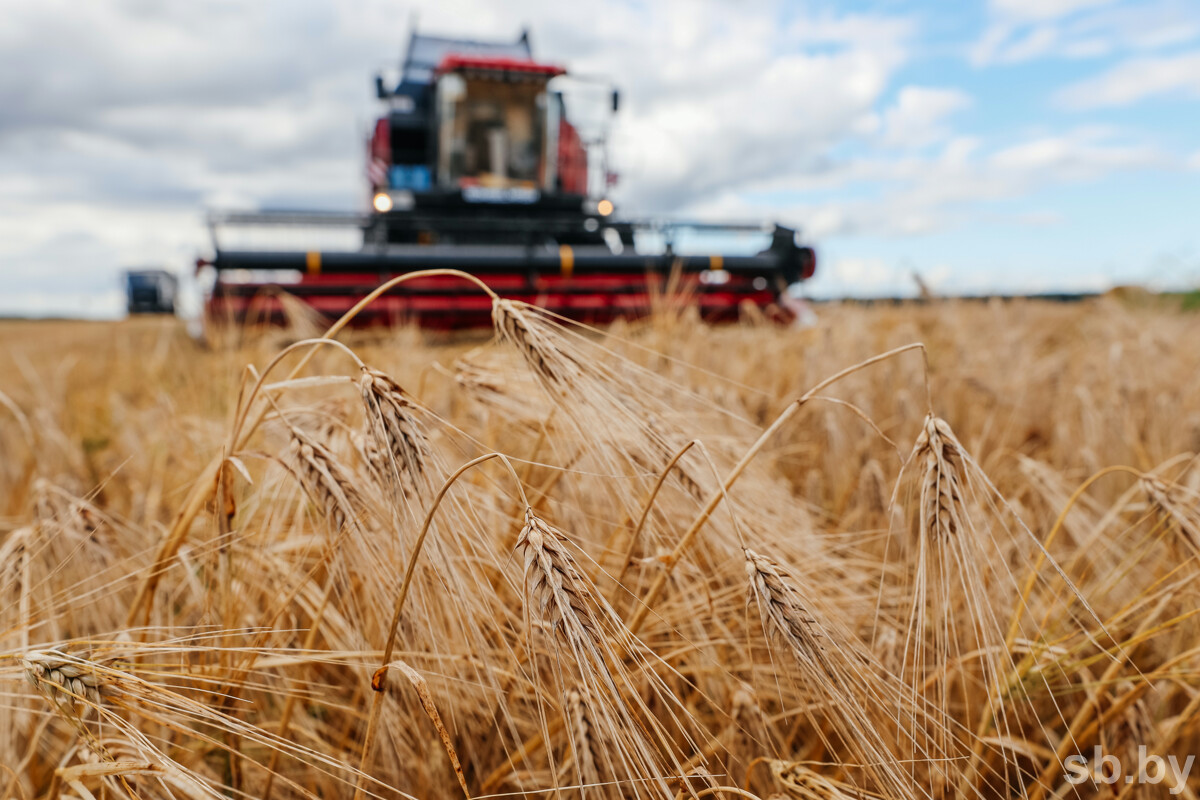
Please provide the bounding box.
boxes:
[2,292,1200,800]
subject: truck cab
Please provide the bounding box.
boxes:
[125,269,178,315]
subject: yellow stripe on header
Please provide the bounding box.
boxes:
[305,251,321,275]
[709,255,724,271]
[560,245,574,278]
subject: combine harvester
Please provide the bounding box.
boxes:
[201,30,816,328]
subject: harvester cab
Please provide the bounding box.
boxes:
[365,30,623,249]
[201,29,816,328]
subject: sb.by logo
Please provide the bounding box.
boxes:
[1065,746,1195,794]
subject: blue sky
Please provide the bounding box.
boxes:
[683,0,1200,296]
[1,0,1198,316]
[818,0,1200,295]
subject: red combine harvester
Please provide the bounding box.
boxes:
[201,30,816,328]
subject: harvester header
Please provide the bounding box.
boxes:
[201,29,816,327]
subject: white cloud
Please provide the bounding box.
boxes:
[988,131,1159,175]
[682,127,1164,243]
[1012,210,1066,226]
[829,257,893,284]
[990,0,1118,23]
[970,23,1056,66]
[971,0,1111,64]
[879,86,972,148]
[972,22,1080,65]
[0,0,917,215]
[972,0,1200,65]
[1055,50,1200,108]
[601,6,913,211]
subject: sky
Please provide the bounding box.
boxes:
[2,0,1199,317]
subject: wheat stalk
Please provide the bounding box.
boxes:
[380,658,470,798]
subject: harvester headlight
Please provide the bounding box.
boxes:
[699,269,731,285]
[597,199,614,216]
[373,192,394,213]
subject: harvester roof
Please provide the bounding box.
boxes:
[401,30,533,85]
[434,54,565,80]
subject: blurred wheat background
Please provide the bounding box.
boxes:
[3,295,1200,800]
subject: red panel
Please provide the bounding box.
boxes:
[436,55,565,77]
[370,118,390,163]
[557,119,587,195]
[367,117,390,192]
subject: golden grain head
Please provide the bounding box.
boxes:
[1141,473,1200,553]
[517,509,600,647]
[289,429,365,533]
[744,548,823,665]
[564,687,603,789]
[22,649,104,714]
[492,299,582,389]
[453,357,507,400]
[360,365,430,481]
[914,414,966,539]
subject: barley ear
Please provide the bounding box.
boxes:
[1141,474,1200,557]
[565,687,604,797]
[359,366,430,489]
[22,649,105,717]
[769,760,855,800]
[743,548,823,665]
[517,509,601,652]
[492,299,581,390]
[912,414,966,540]
[289,428,366,534]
